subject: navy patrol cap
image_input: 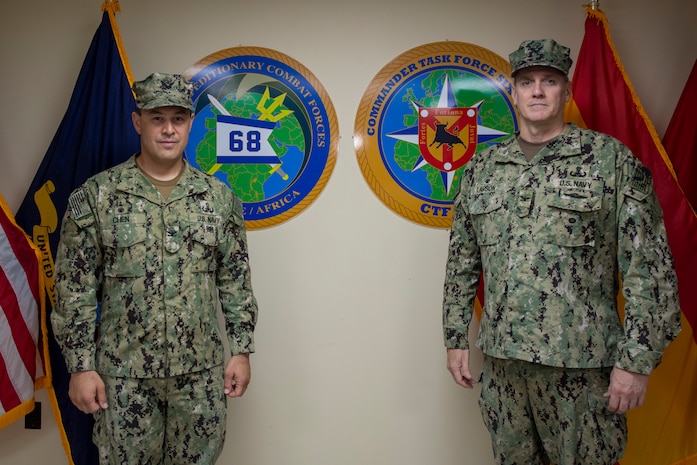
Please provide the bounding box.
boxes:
[132,72,195,112]
[509,39,573,77]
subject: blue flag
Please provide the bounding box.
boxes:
[14,4,140,464]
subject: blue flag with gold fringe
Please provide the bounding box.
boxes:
[14,3,140,464]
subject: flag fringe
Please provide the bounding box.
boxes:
[102,1,135,88]
[48,384,75,464]
[0,399,35,430]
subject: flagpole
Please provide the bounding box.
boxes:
[587,0,599,9]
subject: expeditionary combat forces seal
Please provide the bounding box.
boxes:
[184,47,339,230]
[354,41,518,228]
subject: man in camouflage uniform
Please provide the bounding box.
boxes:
[52,72,258,465]
[442,39,681,464]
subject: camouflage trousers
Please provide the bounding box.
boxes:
[93,365,227,465]
[478,356,627,465]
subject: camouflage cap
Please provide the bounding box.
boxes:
[132,72,194,112]
[509,39,572,76]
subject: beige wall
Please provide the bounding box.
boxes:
[1,0,695,464]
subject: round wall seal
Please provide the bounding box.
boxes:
[354,41,518,228]
[185,47,339,230]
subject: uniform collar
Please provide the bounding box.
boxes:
[116,155,210,203]
[492,123,584,164]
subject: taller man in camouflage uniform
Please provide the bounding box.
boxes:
[442,39,681,464]
[53,72,258,465]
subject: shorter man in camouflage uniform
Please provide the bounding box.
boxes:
[53,72,258,465]
[442,39,681,464]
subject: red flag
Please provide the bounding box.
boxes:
[663,59,697,212]
[565,8,697,465]
[0,193,47,429]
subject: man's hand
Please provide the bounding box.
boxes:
[224,353,251,398]
[446,348,475,388]
[69,370,108,414]
[604,367,649,414]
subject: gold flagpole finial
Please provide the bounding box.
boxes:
[587,0,600,9]
[101,0,121,14]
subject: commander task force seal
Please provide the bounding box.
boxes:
[354,41,518,228]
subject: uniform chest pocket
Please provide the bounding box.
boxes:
[101,223,148,277]
[469,193,503,246]
[186,220,220,273]
[546,188,602,247]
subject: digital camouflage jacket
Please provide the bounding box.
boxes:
[53,156,258,378]
[443,124,680,374]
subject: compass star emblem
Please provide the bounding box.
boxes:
[386,76,508,193]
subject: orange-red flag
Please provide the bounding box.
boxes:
[564,8,697,465]
[663,59,697,212]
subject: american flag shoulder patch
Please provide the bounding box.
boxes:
[68,188,91,220]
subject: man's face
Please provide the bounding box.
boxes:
[132,106,193,165]
[512,67,570,127]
